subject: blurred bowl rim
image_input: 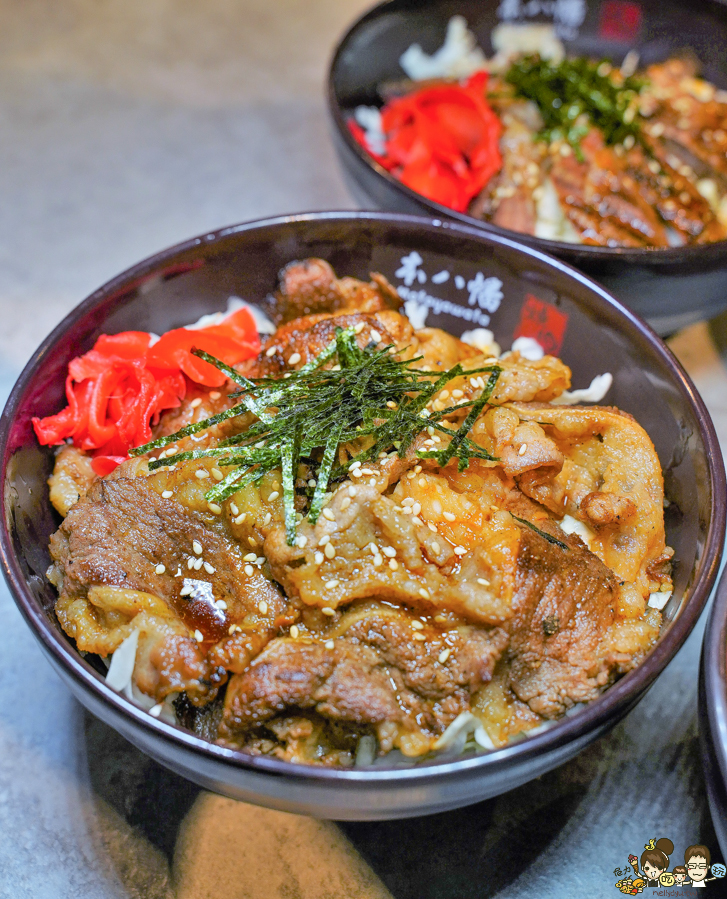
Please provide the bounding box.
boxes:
[702,564,727,802]
[1,209,725,785]
[327,0,727,266]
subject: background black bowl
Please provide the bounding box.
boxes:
[700,564,727,857]
[1,211,724,820]
[328,0,727,335]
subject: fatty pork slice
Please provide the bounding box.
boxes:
[218,601,508,757]
[504,402,672,601]
[48,467,289,704]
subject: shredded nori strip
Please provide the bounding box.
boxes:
[505,55,645,159]
[132,326,501,544]
[512,514,569,551]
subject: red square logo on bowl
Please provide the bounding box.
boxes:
[514,294,569,356]
[599,0,643,42]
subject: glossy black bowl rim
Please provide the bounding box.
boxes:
[702,564,727,802]
[1,210,724,785]
[327,0,727,266]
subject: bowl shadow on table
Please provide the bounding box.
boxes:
[78,708,709,899]
[82,706,588,897]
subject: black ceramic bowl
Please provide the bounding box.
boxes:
[328,0,727,335]
[1,212,724,820]
[700,565,727,856]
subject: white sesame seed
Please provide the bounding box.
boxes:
[354,322,365,334]
[419,586,430,598]
[412,502,422,516]
[259,600,268,614]
[340,497,351,511]
[287,352,301,365]
[452,389,464,398]
[234,513,247,524]
[161,490,173,499]
[230,502,239,516]
[402,498,414,507]
[325,579,339,589]
[194,557,204,570]
[368,542,379,553]
[382,546,397,557]
[322,607,336,617]
[389,559,399,571]
[351,469,363,478]
[360,468,374,476]
[248,537,257,547]
[454,546,467,556]
[443,511,456,522]
[477,577,490,586]
[209,391,221,400]
[268,491,280,502]
[263,512,272,526]
[414,465,422,474]
[401,507,413,515]
[208,502,222,515]
[195,468,209,480]
[349,460,362,470]
[211,468,224,481]
[369,329,381,343]
[427,426,435,436]
[319,535,330,547]
[438,649,451,664]
[255,557,265,566]
[192,540,203,555]
[296,535,308,548]
[369,478,376,486]
[386,401,397,409]
[190,398,202,408]
[180,585,192,596]
[324,543,336,559]
[314,551,324,565]
[244,564,254,576]
[164,447,178,457]
[518,443,528,456]
[428,523,438,533]
[155,564,166,575]
[373,554,383,567]
[149,703,163,718]
[194,629,204,643]
[412,516,423,526]
[412,632,426,641]
[411,620,424,630]
[216,599,227,610]
[322,508,335,521]
[348,486,357,497]
[325,639,335,649]
[265,346,277,357]
[203,562,215,574]
[187,557,195,570]
[431,541,441,554]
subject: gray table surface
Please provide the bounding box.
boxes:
[1,2,727,896]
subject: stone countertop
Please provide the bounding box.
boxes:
[1,2,726,897]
